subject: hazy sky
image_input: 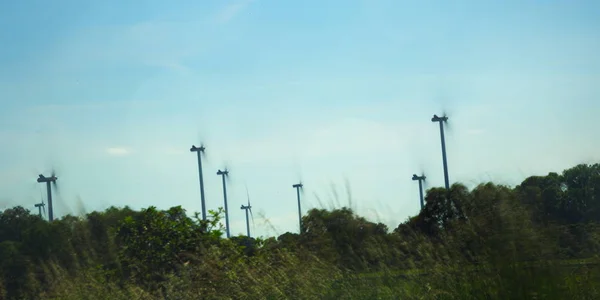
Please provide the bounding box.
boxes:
[1,0,599,237]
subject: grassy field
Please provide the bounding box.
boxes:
[329,259,600,299]
[352,257,600,280]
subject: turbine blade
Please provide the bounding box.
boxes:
[196,132,205,148]
[75,195,87,217]
[200,143,208,160]
[53,192,72,219]
[438,105,453,133]
[245,185,251,206]
[220,164,231,181]
[39,187,45,203]
[51,167,58,178]
[440,97,454,119]
[296,171,303,185]
[52,180,59,193]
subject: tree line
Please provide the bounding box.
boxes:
[1,163,599,299]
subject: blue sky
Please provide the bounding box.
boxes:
[1,0,599,237]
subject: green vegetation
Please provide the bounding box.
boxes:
[1,163,600,299]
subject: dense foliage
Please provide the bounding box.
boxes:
[1,164,599,299]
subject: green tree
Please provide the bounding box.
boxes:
[116,206,221,284]
[300,207,388,271]
[562,164,600,223]
[414,184,468,236]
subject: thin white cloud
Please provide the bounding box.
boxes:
[215,0,255,24]
[106,147,132,156]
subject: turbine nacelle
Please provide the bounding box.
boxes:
[217,169,229,176]
[190,145,205,152]
[292,183,303,189]
[431,114,448,122]
[37,174,57,183]
[412,174,426,181]
[240,204,251,210]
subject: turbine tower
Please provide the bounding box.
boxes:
[292,183,303,233]
[240,187,253,238]
[37,172,57,222]
[412,174,426,210]
[34,202,46,219]
[432,114,450,190]
[190,145,207,221]
[217,169,231,238]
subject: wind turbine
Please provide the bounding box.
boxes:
[292,182,304,233]
[240,186,254,238]
[34,201,46,219]
[217,168,231,238]
[36,171,58,222]
[412,173,427,210]
[432,113,451,190]
[190,144,208,221]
